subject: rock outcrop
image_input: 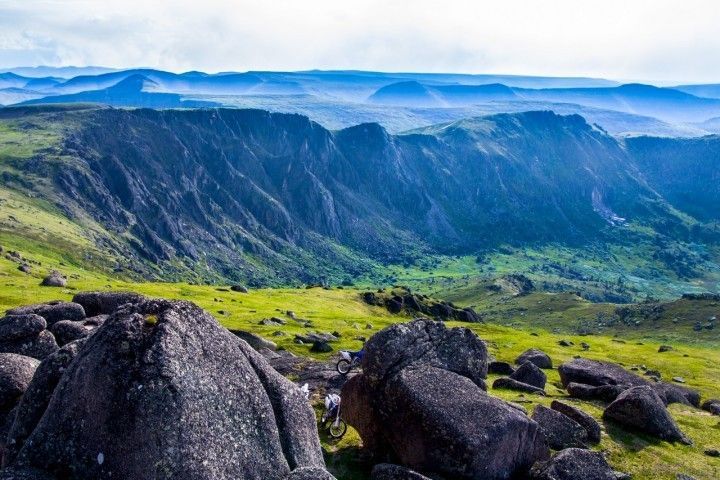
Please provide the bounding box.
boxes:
[361,288,482,323]
[2,297,334,480]
[342,319,548,480]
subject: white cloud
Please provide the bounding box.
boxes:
[0,0,719,83]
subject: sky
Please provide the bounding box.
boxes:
[1,0,719,83]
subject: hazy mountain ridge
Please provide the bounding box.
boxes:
[3,68,720,137]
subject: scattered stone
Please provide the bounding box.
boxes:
[295,333,336,344]
[672,377,685,383]
[603,385,691,444]
[371,463,433,480]
[492,377,546,395]
[17,265,31,274]
[511,361,547,389]
[531,405,587,450]
[39,272,66,288]
[71,291,145,317]
[342,319,547,479]
[658,345,673,353]
[230,285,248,293]
[701,399,720,416]
[558,339,573,347]
[515,348,553,369]
[550,400,602,444]
[581,342,590,351]
[644,369,661,379]
[705,449,720,457]
[310,341,333,353]
[488,361,515,375]
[530,448,622,480]
[260,318,285,326]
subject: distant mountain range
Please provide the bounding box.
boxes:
[2,68,720,136]
[1,105,717,285]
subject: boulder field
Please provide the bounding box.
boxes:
[0,293,708,479]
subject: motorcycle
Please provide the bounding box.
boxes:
[320,394,347,439]
[336,349,363,375]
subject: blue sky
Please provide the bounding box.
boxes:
[1,0,718,83]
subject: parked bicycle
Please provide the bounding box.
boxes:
[336,349,364,375]
[320,394,347,438]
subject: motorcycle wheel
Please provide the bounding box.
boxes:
[336,359,351,375]
[329,420,347,439]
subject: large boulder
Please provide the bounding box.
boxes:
[361,320,488,389]
[603,386,690,444]
[559,358,648,388]
[510,361,546,389]
[70,291,145,317]
[531,405,587,450]
[530,448,621,480]
[515,349,552,369]
[6,303,85,326]
[0,316,46,342]
[342,319,548,480]
[3,299,334,479]
[550,400,601,444]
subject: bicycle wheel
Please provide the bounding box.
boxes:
[336,359,351,375]
[329,420,347,438]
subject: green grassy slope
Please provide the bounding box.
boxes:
[1,248,719,479]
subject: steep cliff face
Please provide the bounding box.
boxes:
[7,106,716,284]
[625,135,720,223]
